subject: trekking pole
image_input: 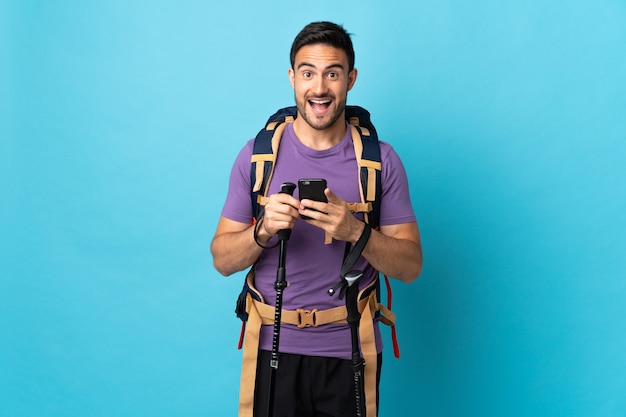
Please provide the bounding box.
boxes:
[344,270,366,417]
[266,182,296,417]
[327,223,372,417]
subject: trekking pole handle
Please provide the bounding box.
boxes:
[280,182,296,195]
[278,182,296,241]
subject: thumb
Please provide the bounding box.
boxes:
[324,187,343,204]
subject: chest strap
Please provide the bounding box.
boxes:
[238,290,395,417]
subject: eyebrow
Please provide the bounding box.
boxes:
[297,62,345,71]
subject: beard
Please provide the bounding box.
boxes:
[295,94,347,131]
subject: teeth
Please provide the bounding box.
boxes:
[310,99,330,104]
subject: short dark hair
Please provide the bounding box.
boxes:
[290,21,355,71]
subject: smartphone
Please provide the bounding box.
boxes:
[298,178,327,219]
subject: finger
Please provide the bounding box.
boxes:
[264,211,298,235]
[273,193,301,209]
[324,188,348,208]
[324,187,339,203]
[267,193,301,215]
[267,206,300,225]
[298,199,328,218]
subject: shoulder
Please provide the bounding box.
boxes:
[231,139,255,170]
[240,138,256,158]
[378,140,395,157]
[378,140,405,169]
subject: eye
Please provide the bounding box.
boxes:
[302,71,312,78]
[328,72,339,79]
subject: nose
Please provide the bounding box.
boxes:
[312,76,327,95]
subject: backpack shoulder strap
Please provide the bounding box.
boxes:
[250,107,297,220]
[345,106,382,229]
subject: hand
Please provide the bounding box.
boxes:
[299,188,365,244]
[260,192,300,236]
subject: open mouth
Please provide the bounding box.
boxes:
[308,98,332,114]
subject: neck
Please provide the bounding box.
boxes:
[292,116,347,150]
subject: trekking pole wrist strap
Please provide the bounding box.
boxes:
[341,222,372,278]
[254,210,279,249]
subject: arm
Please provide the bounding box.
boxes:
[211,193,301,276]
[210,217,264,277]
[299,189,422,283]
[359,221,422,283]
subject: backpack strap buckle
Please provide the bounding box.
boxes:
[295,308,319,328]
[347,202,373,213]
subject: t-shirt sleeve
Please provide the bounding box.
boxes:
[379,142,417,226]
[220,140,255,224]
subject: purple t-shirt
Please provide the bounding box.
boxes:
[222,122,416,359]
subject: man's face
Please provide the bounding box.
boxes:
[288,43,357,132]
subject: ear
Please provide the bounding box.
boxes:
[288,67,295,89]
[347,68,358,91]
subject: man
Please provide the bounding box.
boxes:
[211,21,422,417]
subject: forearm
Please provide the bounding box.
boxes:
[211,219,272,276]
[359,224,422,283]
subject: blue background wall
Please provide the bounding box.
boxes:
[2,1,625,416]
